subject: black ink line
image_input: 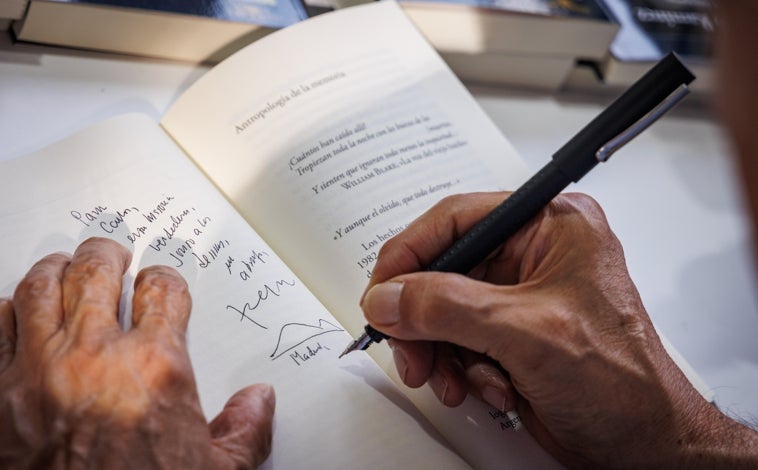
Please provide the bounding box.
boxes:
[226,304,268,329]
[270,319,343,360]
[225,278,297,329]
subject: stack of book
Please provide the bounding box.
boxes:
[6,0,713,94]
[0,0,28,31]
[11,0,309,63]
[596,0,713,92]
[398,0,620,90]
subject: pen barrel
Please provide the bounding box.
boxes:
[427,160,570,275]
[553,52,695,182]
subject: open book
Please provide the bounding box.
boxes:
[0,2,707,468]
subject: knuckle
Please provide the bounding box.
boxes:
[81,236,127,254]
[552,193,617,245]
[137,267,188,294]
[66,256,120,284]
[76,237,132,269]
[376,234,400,258]
[558,193,608,223]
[433,192,484,217]
[439,191,505,211]
[16,269,59,299]
[435,193,466,211]
[44,252,72,264]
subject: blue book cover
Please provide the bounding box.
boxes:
[402,0,615,23]
[602,0,712,63]
[49,0,309,28]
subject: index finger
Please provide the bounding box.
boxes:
[367,192,508,291]
[62,237,132,335]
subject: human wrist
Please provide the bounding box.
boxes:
[676,400,758,468]
[582,345,758,469]
[635,380,758,469]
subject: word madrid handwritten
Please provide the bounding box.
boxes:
[288,342,330,366]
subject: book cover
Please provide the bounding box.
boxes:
[405,0,614,22]
[397,0,619,88]
[599,0,712,90]
[50,0,309,28]
[14,0,309,62]
[603,0,712,63]
[0,0,28,19]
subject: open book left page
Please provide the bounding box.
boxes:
[0,114,469,469]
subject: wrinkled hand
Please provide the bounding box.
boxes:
[361,192,755,467]
[0,237,274,469]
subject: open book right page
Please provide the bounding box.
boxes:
[162,1,560,467]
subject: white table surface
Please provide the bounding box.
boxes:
[2,33,757,426]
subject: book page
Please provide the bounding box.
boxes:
[161,0,529,356]
[0,115,469,469]
[161,2,561,467]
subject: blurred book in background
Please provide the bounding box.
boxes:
[599,0,713,92]
[398,0,619,90]
[12,0,308,63]
[0,0,28,30]
[11,0,712,96]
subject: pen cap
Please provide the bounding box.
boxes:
[552,52,695,182]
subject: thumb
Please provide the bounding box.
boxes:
[362,272,522,361]
[209,383,276,469]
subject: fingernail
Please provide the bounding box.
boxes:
[482,386,508,412]
[429,370,449,406]
[506,410,523,431]
[389,341,409,383]
[363,282,403,326]
[259,383,276,409]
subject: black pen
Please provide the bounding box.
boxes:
[340,52,695,358]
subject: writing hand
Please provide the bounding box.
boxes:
[0,237,274,468]
[361,192,752,467]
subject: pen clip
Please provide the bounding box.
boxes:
[595,84,691,163]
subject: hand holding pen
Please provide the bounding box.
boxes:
[342,52,694,357]
[340,53,710,465]
[357,191,728,467]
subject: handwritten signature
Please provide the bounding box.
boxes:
[226,279,297,329]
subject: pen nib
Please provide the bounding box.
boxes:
[338,332,374,358]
